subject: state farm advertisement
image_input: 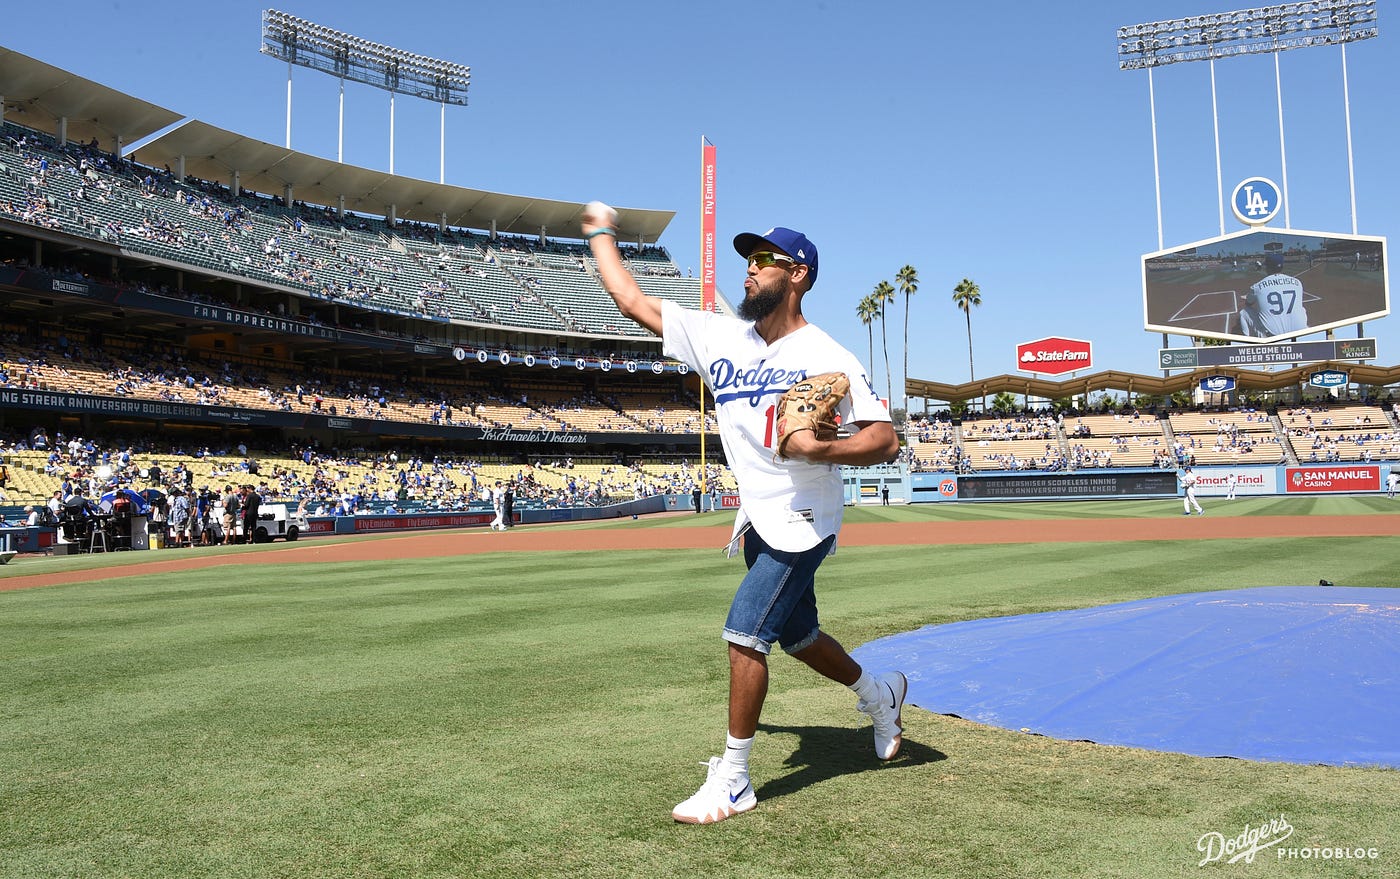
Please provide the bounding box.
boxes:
[1016,337,1092,376]
[1285,465,1380,494]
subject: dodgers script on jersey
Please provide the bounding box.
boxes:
[661,300,889,554]
[1241,273,1309,337]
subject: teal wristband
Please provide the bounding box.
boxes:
[585,227,616,240]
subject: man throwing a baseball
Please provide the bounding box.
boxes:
[582,203,904,824]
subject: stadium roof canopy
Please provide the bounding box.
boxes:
[133,119,675,242]
[0,47,675,242]
[0,48,183,148]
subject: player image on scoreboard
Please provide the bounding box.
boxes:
[1235,251,1308,338]
[1141,229,1389,344]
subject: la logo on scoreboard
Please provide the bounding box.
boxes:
[1231,177,1282,227]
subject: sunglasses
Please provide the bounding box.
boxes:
[746,251,797,270]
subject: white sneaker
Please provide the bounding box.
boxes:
[671,757,756,824]
[857,670,907,760]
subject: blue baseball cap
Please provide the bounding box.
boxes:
[1264,252,1285,270]
[733,227,818,290]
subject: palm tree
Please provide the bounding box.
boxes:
[952,278,982,411]
[895,265,918,414]
[871,280,896,403]
[855,295,879,379]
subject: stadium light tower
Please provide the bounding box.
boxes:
[1118,0,1378,244]
[260,9,471,181]
[1117,0,1377,69]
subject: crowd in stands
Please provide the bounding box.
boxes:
[962,413,1059,441]
[0,427,737,521]
[0,243,682,365]
[905,402,1400,472]
[1172,419,1269,460]
[10,125,1400,484]
[1,121,700,343]
[1280,405,1400,463]
[0,325,715,435]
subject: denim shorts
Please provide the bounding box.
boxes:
[722,530,836,655]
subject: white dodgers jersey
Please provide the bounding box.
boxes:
[1241,273,1309,338]
[661,300,889,553]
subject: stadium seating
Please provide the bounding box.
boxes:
[0,438,737,511]
[1168,410,1287,465]
[904,418,961,471]
[1278,404,1400,463]
[957,414,1066,471]
[8,116,1400,503]
[1058,413,1165,468]
[0,329,728,436]
[1065,413,1161,437]
[901,403,1400,473]
[0,121,703,341]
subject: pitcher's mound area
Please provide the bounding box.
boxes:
[853,585,1400,768]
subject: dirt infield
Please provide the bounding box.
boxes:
[4,513,1398,593]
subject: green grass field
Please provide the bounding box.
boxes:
[2,498,1397,878]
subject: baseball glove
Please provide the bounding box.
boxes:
[774,371,849,459]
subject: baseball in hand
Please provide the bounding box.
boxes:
[583,200,618,227]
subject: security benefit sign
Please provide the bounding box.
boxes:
[1309,370,1348,389]
[1159,337,1376,370]
[1016,337,1092,376]
[1142,228,1388,343]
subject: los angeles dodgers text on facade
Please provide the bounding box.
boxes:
[478,428,588,444]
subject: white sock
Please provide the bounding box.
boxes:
[849,670,880,704]
[722,734,753,775]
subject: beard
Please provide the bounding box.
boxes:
[737,278,786,322]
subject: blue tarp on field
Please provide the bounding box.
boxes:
[852,586,1400,768]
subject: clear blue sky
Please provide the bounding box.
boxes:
[5,2,1395,407]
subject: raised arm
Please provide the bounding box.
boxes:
[582,201,663,337]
